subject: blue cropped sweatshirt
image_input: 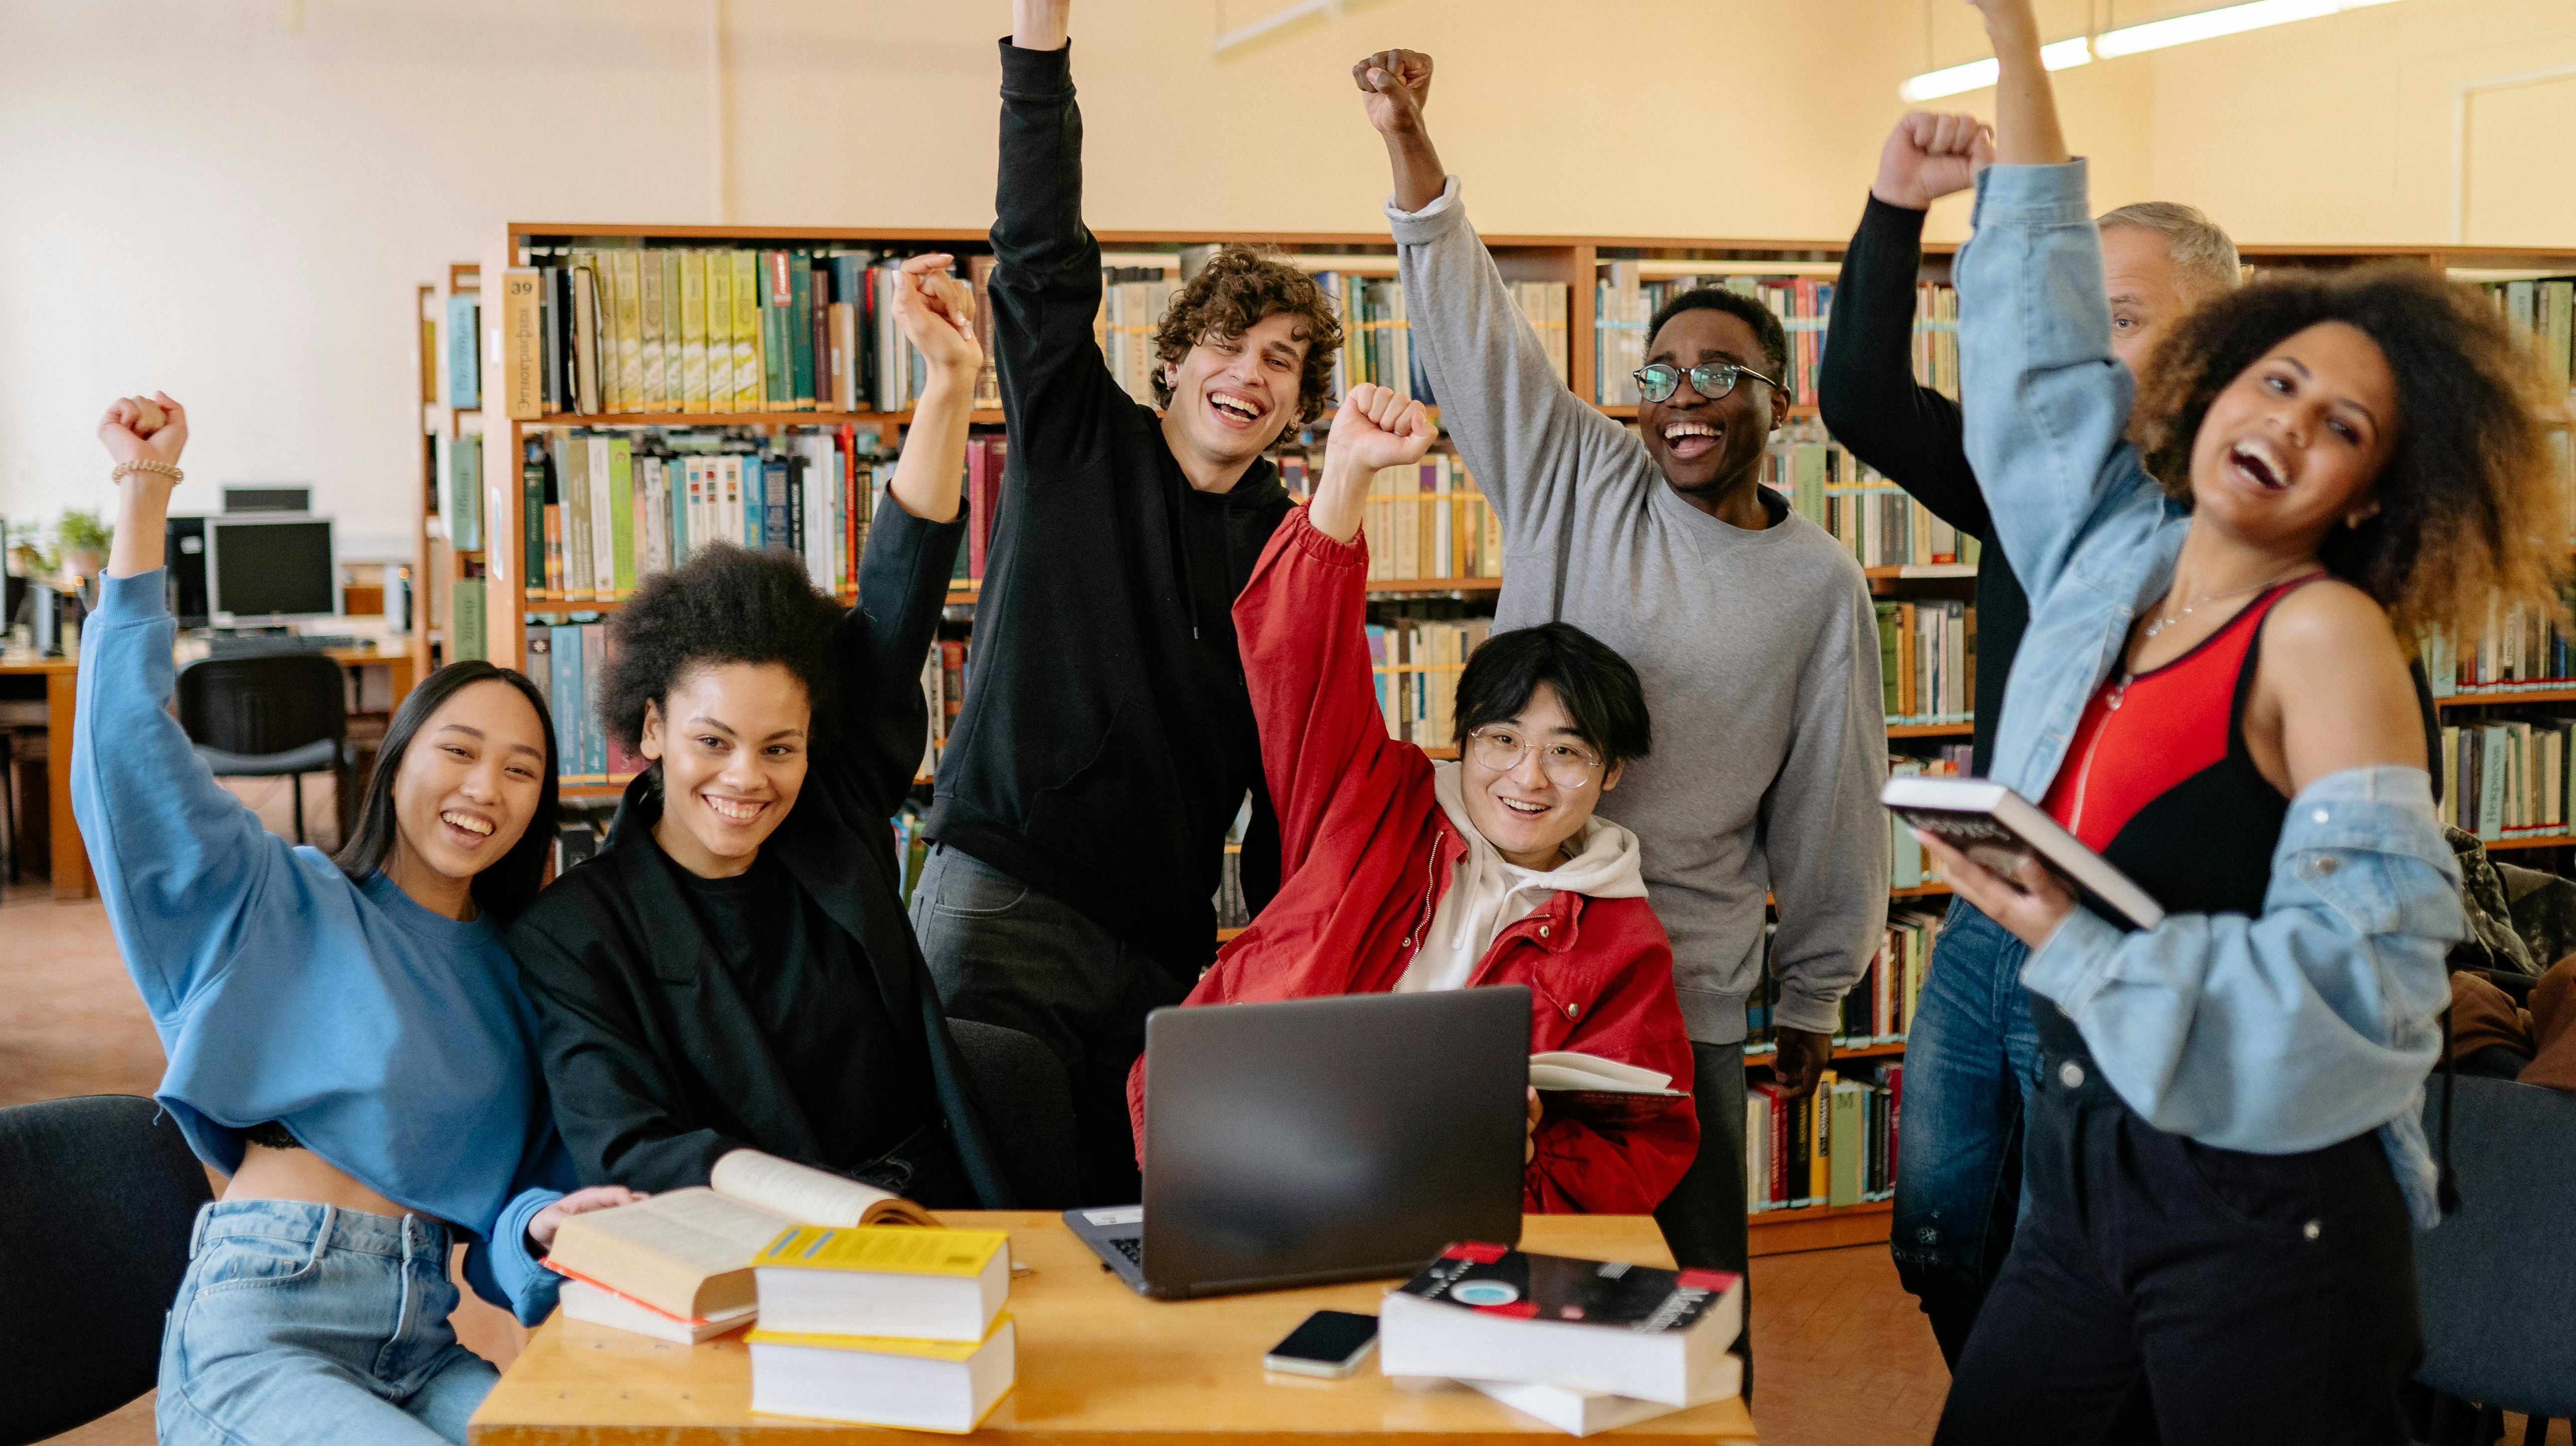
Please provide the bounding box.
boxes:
[72,569,572,1322]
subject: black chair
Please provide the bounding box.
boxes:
[944,1018,1081,1209]
[176,653,353,847]
[0,1095,213,1446]
[2414,1076,2576,1445]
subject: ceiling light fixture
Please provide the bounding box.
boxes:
[1899,0,2401,102]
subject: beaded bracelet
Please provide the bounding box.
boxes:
[111,459,183,485]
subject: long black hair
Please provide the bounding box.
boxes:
[332,659,560,922]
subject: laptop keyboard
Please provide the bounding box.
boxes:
[1110,1235,1143,1266]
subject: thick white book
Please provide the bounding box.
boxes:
[1527,1052,1687,1127]
[1462,1365,1740,1437]
[1379,1246,1742,1408]
[748,1315,1015,1434]
[1879,774,2166,930]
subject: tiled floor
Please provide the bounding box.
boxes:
[4,856,1954,1446]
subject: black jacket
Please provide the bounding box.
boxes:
[509,500,1015,1206]
[923,38,1285,979]
[1819,195,2026,779]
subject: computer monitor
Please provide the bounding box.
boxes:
[206,516,339,627]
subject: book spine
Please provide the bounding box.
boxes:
[500,268,543,420]
[792,255,818,410]
[446,292,479,410]
[661,250,686,411]
[450,576,486,661]
[521,440,547,599]
[762,251,791,412]
[638,249,665,413]
[579,622,608,778]
[588,435,617,597]
[550,624,583,769]
[732,251,762,413]
[613,250,644,413]
[763,456,792,551]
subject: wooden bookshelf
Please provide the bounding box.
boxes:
[414,263,480,682]
[1749,1199,1896,1258]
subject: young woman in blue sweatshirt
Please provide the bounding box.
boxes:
[77,394,635,1446]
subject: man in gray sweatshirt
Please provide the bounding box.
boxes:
[1356,49,1889,1362]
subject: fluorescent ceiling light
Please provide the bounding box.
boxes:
[1900,0,2399,99]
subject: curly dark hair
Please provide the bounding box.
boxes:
[1646,288,1793,400]
[2130,264,2568,640]
[1149,245,1345,424]
[601,542,846,752]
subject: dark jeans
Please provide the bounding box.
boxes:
[911,844,1193,1208]
[1935,1019,2421,1446]
[1892,896,2041,1367]
[1651,1041,1753,1396]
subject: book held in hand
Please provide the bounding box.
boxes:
[541,1148,936,1330]
[747,1316,1016,1434]
[1528,1052,1687,1127]
[752,1225,1011,1342]
[1378,1244,1744,1407]
[1878,774,2166,931]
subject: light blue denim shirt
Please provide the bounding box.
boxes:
[1955,160,2461,1226]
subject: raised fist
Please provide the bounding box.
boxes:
[1326,382,1436,475]
[1352,49,1433,138]
[98,392,188,473]
[893,253,981,377]
[1871,112,1994,210]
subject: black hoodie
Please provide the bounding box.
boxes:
[923,38,1285,981]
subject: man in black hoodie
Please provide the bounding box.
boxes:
[909,0,1345,1206]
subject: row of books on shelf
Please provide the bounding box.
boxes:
[2443,720,2576,842]
[1746,1063,1900,1213]
[1888,750,1973,888]
[920,638,970,779]
[526,622,644,785]
[1877,600,1975,727]
[1768,424,1984,572]
[1095,268,1179,409]
[1594,268,1963,409]
[1372,617,1495,749]
[2478,276,2576,389]
[493,245,1000,419]
[1344,453,1506,582]
[2421,600,2576,697]
[1740,904,1943,1052]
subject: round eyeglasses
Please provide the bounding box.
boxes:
[1631,360,1785,405]
[1465,726,1605,788]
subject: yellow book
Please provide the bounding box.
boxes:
[703,253,732,412]
[748,1315,1015,1434]
[610,249,643,413]
[731,250,761,413]
[1808,1069,1837,1207]
[637,248,665,412]
[753,1225,1010,1341]
[660,250,685,409]
[680,250,709,414]
[497,267,543,421]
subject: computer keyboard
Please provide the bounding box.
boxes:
[1110,1235,1143,1266]
[206,634,361,658]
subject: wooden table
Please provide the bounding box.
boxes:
[470,1213,1756,1445]
[0,646,415,901]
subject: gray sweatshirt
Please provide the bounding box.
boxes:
[1390,178,1889,1044]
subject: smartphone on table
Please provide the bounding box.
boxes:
[1262,1309,1379,1379]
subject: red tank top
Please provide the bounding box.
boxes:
[2040,577,2318,873]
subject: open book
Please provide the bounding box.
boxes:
[1530,1052,1687,1126]
[1880,775,2166,931]
[543,1149,936,1327]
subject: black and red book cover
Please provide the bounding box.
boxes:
[1395,1244,1740,1331]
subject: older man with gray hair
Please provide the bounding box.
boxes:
[1815,112,2242,1369]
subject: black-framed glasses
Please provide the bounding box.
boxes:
[1465,726,1605,788]
[1631,360,1784,405]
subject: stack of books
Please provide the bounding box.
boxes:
[746,1226,1017,1433]
[1379,1244,1744,1437]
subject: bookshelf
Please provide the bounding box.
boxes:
[466,218,2576,1255]
[415,263,481,685]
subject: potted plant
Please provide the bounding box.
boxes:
[55,509,112,579]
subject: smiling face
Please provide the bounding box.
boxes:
[2101,226,2205,370]
[1458,682,1625,871]
[1161,310,1310,477]
[387,679,549,905]
[2186,320,2398,552]
[1635,307,1784,506]
[639,661,813,879]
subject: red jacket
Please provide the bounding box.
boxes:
[1127,509,1697,1213]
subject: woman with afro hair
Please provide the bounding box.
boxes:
[508,254,1015,1210]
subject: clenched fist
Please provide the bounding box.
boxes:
[1872,112,1993,211]
[1352,49,1433,138]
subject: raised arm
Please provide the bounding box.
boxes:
[1819,115,1993,541]
[1360,50,1644,550]
[990,2,1117,466]
[1238,384,1436,873]
[73,396,307,1021]
[1951,1,2147,606]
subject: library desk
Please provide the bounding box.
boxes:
[469,1212,1757,1446]
[0,646,413,902]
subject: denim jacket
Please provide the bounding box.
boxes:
[1956,161,2461,1226]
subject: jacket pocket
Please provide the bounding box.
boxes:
[1022,701,1141,851]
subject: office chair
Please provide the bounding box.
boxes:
[945,1018,1081,1209]
[176,653,353,847]
[0,1095,213,1446]
[2413,1075,2576,1446]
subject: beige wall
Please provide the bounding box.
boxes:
[3,0,2573,547]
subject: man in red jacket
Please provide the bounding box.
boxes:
[1129,383,1696,1213]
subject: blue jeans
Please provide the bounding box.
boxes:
[1890,897,2041,1368]
[158,1200,496,1446]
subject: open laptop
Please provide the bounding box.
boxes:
[1065,987,1529,1300]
